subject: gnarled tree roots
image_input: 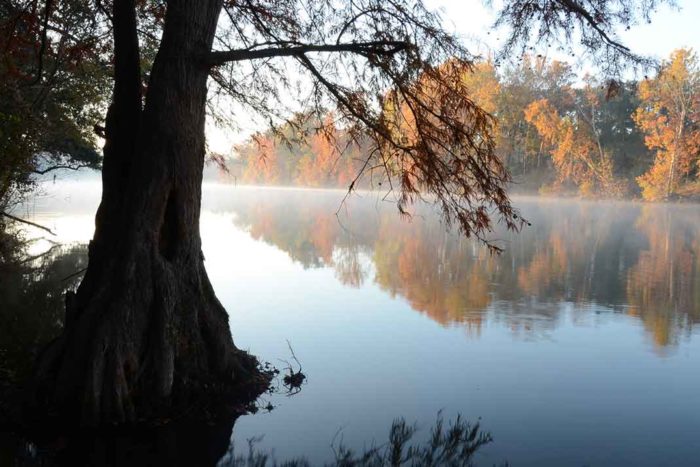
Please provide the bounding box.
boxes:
[25,248,272,428]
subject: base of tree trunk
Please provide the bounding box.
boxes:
[9,411,240,467]
[24,247,273,428]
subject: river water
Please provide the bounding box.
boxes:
[5,181,700,466]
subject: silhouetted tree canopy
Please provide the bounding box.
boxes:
[0,0,110,210]
[204,0,671,250]
[494,0,674,74]
[1,0,674,250]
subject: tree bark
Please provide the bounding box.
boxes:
[666,106,686,199]
[27,0,269,426]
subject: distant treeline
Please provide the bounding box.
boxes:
[227,49,700,201]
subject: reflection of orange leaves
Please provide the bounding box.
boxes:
[517,231,569,295]
[310,215,337,263]
[373,224,492,328]
[446,270,490,315]
[397,236,421,282]
[334,248,365,288]
[237,192,700,349]
[248,204,276,240]
[626,206,700,348]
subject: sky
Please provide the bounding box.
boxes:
[425,0,700,60]
[207,0,700,155]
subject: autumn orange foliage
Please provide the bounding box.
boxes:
[524,91,625,197]
[634,49,700,200]
[232,49,700,201]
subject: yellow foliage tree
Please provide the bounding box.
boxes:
[524,95,624,197]
[240,135,280,184]
[461,60,501,114]
[634,49,700,200]
[296,115,340,186]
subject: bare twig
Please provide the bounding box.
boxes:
[286,339,302,372]
[209,40,409,66]
[60,267,87,282]
[1,211,55,235]
[27,0,54,86]
[278,340,305,395]
[18,244,59,265]
[31,163,92,175]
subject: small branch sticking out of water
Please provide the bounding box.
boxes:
[279,340,305,395]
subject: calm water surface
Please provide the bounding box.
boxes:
[11,181,700,466]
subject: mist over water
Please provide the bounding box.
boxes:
[11,181,700,466]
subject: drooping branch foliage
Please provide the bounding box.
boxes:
[0,0,110,210]
[207,0,521,251]
[206,0,674,250]
[493,0,675,75]
[1,0,675,247]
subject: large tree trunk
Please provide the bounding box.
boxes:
[48,417,237,466]
[27,0,268,426]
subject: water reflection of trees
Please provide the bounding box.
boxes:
[0,235,86,390]
[625,206,700,347]
[229,190,700,348]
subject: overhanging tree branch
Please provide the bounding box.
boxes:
[32,163,93,175]
[555,0,630,53]
[1,211,56,235]
[27,0,54,86]
[208,40,410,66]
